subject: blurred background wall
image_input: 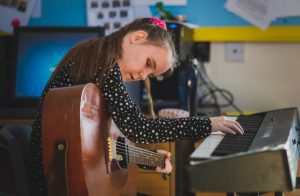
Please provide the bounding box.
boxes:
[28,0,300,114]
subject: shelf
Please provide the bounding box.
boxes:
[190,26,300,42]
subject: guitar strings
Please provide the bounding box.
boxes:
[113,140,165,158]
[111,150,165,167]
[114,147,165,163]
[118,151,164,166]
[112,140,165,159]
[111,141,166,166]
[113,141,175,163]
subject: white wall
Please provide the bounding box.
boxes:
[205,42,300,114]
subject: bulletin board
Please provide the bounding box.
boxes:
[157,0,300,42]
[2,0,300,43]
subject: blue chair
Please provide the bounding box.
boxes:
[0,124,32,196]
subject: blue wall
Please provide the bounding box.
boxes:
[29,0,300,27]
[29,0,87,26]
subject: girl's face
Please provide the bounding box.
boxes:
[118,31,172,82]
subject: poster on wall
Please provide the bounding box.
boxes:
[86,0,135,35]
[0,0,37,33]
[86,0,187,35]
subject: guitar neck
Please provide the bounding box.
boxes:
[109,138,165,168]
[127,146,165,168]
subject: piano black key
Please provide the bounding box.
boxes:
[211,113,266,156]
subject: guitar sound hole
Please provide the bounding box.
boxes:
[110,137,129,188]
[115,136,128,169]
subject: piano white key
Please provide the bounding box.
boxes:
[224,116,238,121]
[189,116,238,163]
[190,134,224,163]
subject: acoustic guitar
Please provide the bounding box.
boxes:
[41,83,166,196]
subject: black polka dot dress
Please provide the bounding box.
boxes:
[102,64,212,143]
[27,62,212,195]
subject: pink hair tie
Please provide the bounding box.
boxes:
[149,17,167,31]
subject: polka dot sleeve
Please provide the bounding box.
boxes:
[101,64,212,144]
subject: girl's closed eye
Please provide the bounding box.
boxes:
[146,58,157,78]
[146,58,152,68]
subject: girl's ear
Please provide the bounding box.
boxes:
[130,30,148,43]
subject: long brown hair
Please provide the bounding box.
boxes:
[52,18,177,85]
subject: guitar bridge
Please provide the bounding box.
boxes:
[107,137,113,162]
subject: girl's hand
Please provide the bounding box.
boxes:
[210,116,244,134]
[155,149,172,174]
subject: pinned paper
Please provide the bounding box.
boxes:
[86,0,135,35]
[0,0,37,33]
[225,0,300,30]
[225,0,273,30]
[31,0,42,18]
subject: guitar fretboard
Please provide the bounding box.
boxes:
[112,140,165,168]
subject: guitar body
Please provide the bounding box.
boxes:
[42,83,137,196]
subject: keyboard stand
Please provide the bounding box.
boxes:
[225,177,300,196]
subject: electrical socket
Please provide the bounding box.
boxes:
[225,42,244,62]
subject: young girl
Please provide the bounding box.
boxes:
[28,17,243,195]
